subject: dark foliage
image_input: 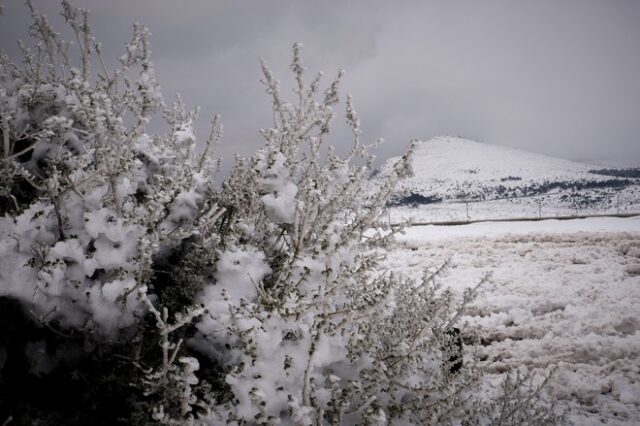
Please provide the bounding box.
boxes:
[388,192,442,207]
[589,168,640,179]
[0,297,229,425]
[392,178,636,207]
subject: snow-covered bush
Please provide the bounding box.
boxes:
[0,2,561,425]
[0,1,221,422]
[191,44,486,424]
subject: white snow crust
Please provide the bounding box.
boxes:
[389,217,640,424]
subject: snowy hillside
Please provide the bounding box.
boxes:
[377,136,640,223]
[381,136,639,202]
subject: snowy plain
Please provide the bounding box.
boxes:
[387,216,640,424]
[387,192,640,225]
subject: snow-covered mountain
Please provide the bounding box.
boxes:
[379,136,640,204]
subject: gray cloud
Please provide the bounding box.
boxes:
[2,0,640,167]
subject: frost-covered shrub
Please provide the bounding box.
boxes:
[0,1,221,340]
[189,44,490,424]
[0,2,561,425]
[1,1,220,422]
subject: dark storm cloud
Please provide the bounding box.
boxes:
[2,0,640,165]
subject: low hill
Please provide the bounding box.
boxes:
[375,136,640,222]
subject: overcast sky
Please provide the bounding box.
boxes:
[2,0,640,166]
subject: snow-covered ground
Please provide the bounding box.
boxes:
[388,190,640,224]
[387,217,640,425]
[397,216,640,241]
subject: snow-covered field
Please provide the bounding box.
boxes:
[388,190,640,224]
[387,217,640,425]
